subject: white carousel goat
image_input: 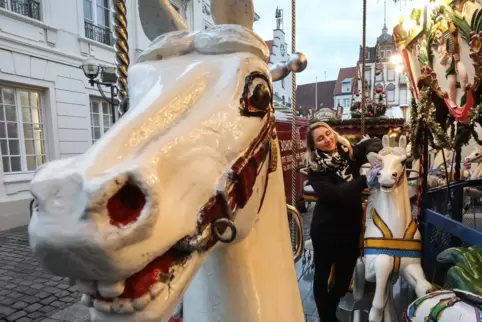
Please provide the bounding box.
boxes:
[27,1,308,322]
[353,135,435,322]
[463,147,482,205]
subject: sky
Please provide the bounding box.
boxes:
[253,0,413,85]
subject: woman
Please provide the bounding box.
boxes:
[306,122,382,322]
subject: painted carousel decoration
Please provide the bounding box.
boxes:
[27,1,310,322]
[406,246,482,322]
[392,1,482,321]
[393,0,482,176]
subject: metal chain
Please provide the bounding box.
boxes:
[361,0,367,136]
[290,0,298,252]
[113,0,129,113]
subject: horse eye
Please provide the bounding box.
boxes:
[251,83,271,110]
[476,153,480,156]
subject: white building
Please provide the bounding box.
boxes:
[265,7,292,109]
[0,0,258,231]
[359,24,410,118]
[333,67,356,119]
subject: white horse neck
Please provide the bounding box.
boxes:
[369,175,412,238]
[182,163,304,322]
[470,161,482,179]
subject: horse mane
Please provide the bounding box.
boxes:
[137,25,269,64]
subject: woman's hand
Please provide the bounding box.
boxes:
[366,164,382,189]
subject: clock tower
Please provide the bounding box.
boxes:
[267,7,292,108]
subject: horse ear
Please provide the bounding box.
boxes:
[211,0,255,29]
[382,135,390,148]
[138,0,187,41]
[399,135,407,150]
[367,152,382,166]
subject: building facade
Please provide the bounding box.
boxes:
[0,0,257,230]
[358,24,410,119]
[296,80,336,117]
[333,67,356,119]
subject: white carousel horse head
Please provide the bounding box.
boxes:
[367,134,408,193]
[27,1,306,322]
[465,146,482,163]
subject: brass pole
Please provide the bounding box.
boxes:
[113,0,129,115]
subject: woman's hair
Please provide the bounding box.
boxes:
[305,122,354,171]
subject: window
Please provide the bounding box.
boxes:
[379,50,385,59]
[83,0,114,46]
[343,98,350,108]
[281,77,285,89]
[387,68,395,81]
[365,70,372,83]
[387,89,395,102]
[90,98,113,144]
[341,82,351,93]
[0,0,41,20]
[386,50,392,58]
[365,52,370,61]
[0,87,46,174]
[399,87,408,105]
[376,72,383,81]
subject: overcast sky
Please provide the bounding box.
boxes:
[252,0,412,85]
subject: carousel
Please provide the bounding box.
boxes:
[24,0,482,322]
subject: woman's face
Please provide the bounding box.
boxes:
[312,126,337,152]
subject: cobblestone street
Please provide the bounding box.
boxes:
[0,226,84,322]
[0,210,316,322]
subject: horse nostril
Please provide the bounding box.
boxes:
[107,182,146,227]
[392,172,397,178]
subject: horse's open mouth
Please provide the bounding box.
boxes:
[380,184,394,192]
[78,242,193,315]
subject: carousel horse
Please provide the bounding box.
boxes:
[27,1,308,322]
[406,246,482,322]
[463,147,482,208]
[353,135,435,322]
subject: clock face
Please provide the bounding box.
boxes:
[280,44,286,56]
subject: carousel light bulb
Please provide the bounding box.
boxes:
[390,54,403,66]
[402,19,413,33]
[395,65,404,74]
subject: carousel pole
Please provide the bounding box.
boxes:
[113,0,129,115]
[290,0,298,253]
[361,0,367,136]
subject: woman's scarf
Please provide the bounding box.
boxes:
[313,143,352,180]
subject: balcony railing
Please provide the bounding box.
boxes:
[84,21,114,46]
[9,0,41,20]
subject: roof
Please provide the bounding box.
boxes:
[265,40,273,54]
[341,77,353,83]
[296,80,336,115]
[334,67,356,95]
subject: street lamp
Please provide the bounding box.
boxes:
[80,58,118,124]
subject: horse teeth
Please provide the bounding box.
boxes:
[80,294,93,307]
[97,280,125,298]
[76,280,96,295]
[93,299,112,312]
[111,298,134,314]
[150,283,165,299]
[132,293,151,311]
